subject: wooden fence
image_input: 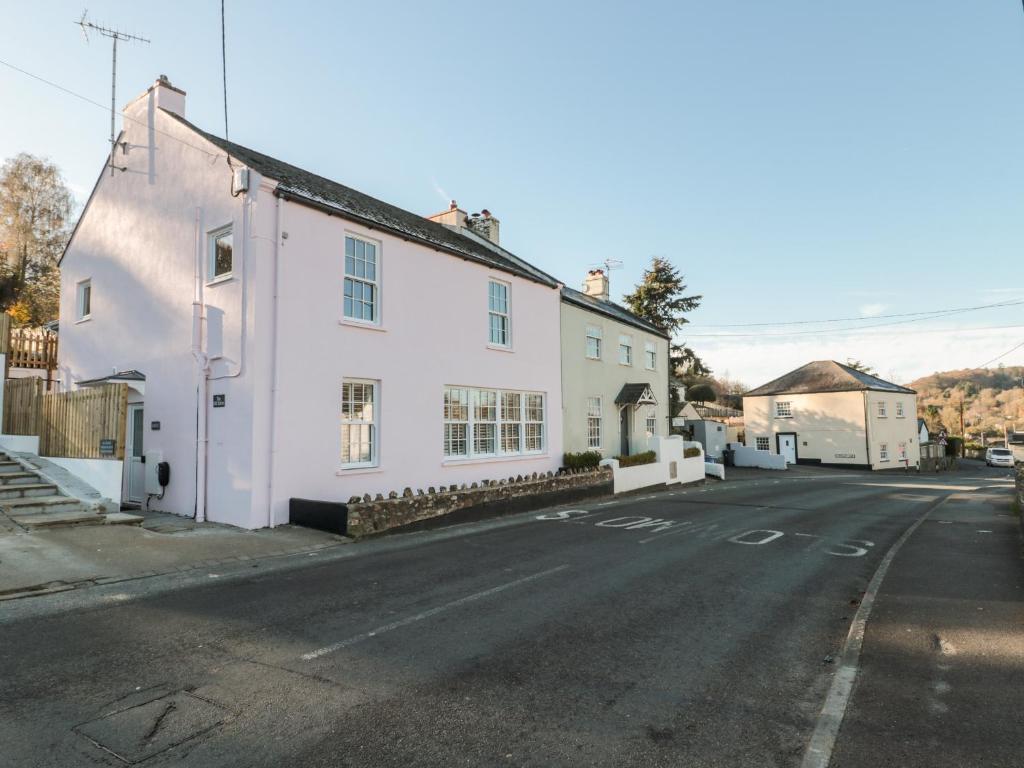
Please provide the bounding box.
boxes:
[3,377,44,436]
[2,380,128,460]
[0,314,10,355]
[7,327,58,371]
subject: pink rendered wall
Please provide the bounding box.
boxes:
[266,200,564,525]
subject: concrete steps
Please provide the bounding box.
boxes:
[0,452,137,529]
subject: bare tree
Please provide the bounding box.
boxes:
[0,153,73,324]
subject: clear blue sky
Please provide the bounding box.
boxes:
[3,1,1023,384]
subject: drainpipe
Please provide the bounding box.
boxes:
[192,207,209,523]
[265,194,282,528]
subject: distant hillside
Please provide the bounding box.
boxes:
[908,366,1024,439]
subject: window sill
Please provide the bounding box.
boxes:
[774,416,793,419]
[336,465,383,477]
[442,453,548,468]
[206,274,234,287]
[75,316,92,325]
[486,343,514,353]
[585,355,602,361]
[619,362,633,367]
[339,319,387,333]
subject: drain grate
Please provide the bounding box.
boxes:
[75,691,228,764]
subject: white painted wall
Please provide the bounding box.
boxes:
[0,434,40,454]
[728,443,787,470]
[45,457,124,503]
[600,436,704,492]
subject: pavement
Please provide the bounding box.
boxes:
[0,509,348,600]
[0,461,1020,767]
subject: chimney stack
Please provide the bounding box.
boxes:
[125,74,186,119]
[426,201,500,245]
[583,269,610,301]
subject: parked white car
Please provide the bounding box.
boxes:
[985,447,1015,468]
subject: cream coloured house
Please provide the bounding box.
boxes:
[743,360,920,470]
[560,270,670,457]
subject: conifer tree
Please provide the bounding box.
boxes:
[623,257,706,415]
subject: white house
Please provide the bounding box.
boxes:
[559,270,670,457]
[743,360,920,470]
[58,77,566,528]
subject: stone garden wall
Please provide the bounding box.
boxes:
[345,467,612,538]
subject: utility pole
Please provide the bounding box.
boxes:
[75,10,150,176]
[959,396,965,438]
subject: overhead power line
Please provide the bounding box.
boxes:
[687,298,1024,329]
[977,339,1024,369]
[683,302,1024,338]
[684,323,1024,342]
[0,57,226,162]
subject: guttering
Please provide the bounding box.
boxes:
[272,187,560,290]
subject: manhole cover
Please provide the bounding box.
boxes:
[76,691,228,764]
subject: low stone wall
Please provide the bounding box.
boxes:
[920,455,958,473]
[346,467,612,538]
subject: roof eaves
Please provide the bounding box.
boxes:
[560,288,669,339]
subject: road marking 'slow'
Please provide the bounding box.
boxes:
[300,564,569,661]
[800,495,950,768]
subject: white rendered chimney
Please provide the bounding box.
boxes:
[125,74,186,119]
[583,269,610,301]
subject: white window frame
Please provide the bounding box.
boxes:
[586,396,602,449]
[207,225,234,283]
[585,325,602,360]
[877,401,887,418]
[895,401,904,418]
[879,442,889,462]
[343,233,381,325]
[775,401,793,418]
[645,408,657,437]
[75,279,92,322]
[444,387,546,460]
[487,279,511,348]
[644,341,656,370]
[340,379,379,469]
[756,436,770,451]
[619,334,633,366]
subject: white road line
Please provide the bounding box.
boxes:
[799,495,950,768]
[300,564,569,661]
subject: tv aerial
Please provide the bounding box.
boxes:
[75,9,150,176]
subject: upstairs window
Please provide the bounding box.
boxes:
[488,280,510,347]
[895,401,904,418]
[344,235,379,323]
[208,227,233,281]
[877,401,887,418]
[585,325,602,359]
[76,279,92,321]
[341,380,378,468]
[645,341,656,370]
[619,334,633,365]
[775,401,793,418]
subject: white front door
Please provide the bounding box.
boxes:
[777,434,797,464]
[125,404,145,503]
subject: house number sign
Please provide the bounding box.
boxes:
[213,395,226,408]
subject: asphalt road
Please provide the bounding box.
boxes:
[1,464,1019,767]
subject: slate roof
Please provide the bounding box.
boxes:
[77,369,146,386]
[561,287,669,338]
[744,360,916,397]
[615,383,658,405]
[162,111,559,288]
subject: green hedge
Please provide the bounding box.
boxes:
[683,446,702,458]
[945,437,963,457]
[563,451,602,470]
[615,450,657,468]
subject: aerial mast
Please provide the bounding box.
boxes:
[75,10,150,176]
